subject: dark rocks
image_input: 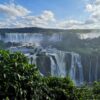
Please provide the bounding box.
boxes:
[36,55,51,76]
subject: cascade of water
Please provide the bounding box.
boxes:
[29,47,44,64]
[49,33,62,42]
[9,45,84,85]
[95,56,98,81]
[33,49,84,84]
[70,52,84,85]
[89,59,92,83]
[50,56,58,76]
[52,51,67,77]
[75,54,84,84]
[24,47,42,64]
[70,53,76,82]
[0,33,43,43]
[29,54,37,65]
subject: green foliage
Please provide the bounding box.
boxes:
[42,77,76,100]
[0,50,39,99]
[74,86,93,100]
[74,83,100,100]
[92,81,100,99]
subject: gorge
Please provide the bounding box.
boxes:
[0,28,100,85]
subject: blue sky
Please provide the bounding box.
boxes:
[0,0,100,29]
[21,0,86,20]
[0,0,88,20]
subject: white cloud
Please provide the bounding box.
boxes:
[39,10,55,22]
[85,0,100,23]
[0,0,100,29]
[23,10,56,27]
[0,3,31,18]
[13,10,55,28]
[57,20,84,29]
[57,0,100,29]
[0,2,56,28]
[86,4,93,12]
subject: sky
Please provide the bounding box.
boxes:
[0,0,100,29]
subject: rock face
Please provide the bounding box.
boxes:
[81,54,100,83]
[36,54,51,76]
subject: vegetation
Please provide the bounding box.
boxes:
[0,50,100,100]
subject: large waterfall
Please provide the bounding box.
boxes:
[0,33,43,43]
[0,33,62,43]
[70,52,83,85]
[50,51,67,77]
[25,48,84,85]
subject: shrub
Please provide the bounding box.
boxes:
[0,50,39,99]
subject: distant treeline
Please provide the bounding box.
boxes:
[0,27,99,33]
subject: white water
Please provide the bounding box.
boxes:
[70,52,83,85]
[23,47,84,84]
[95,56,98,81]
[30,48,84,85]
[0,33,43,43]
[50,51,67,77]
[0,33,62,44]
[89,60,92,83]
[10,47,84,85]
[50,56,58,76]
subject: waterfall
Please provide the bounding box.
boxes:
[70,53,76,83]
[30,55,37,65]
[89,59,92,83]
[1,31,100,85]
[25,54,37,65]
[70,52,83,85]
[0,33,62,44]
[75,53,83,84]
[46,50,84,84]
[0,33,43,43]
[46,49,67,77]
[95,56,98,81]
[9,46,84,85]
[49,33,62,42]
[53,51,67,77]
[50,56,58,76]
